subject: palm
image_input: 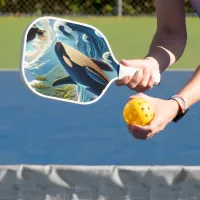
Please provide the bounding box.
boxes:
[128,93,179,140]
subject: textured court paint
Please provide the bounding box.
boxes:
[0,71,199,165]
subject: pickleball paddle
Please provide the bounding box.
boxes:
[20,16,160,105]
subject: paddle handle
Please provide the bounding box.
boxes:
[118,64,161,86]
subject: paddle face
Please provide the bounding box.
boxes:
[20,16,119,105]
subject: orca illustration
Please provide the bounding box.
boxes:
[52,42,113,96]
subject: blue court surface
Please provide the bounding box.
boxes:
[0,70,199,165]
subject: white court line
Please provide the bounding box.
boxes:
[0,68,194,72]
[166,68,194,71]
[0,68,19,71]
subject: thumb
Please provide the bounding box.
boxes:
[133,110,161,134]
[147,111,163,133]
[120,59,146,69]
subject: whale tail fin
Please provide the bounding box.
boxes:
[52,76,76,86]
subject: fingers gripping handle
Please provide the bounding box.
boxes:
[118,64,161,86]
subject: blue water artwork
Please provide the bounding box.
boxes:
[21,17,119,104]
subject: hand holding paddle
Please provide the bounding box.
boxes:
[116,57,161,92]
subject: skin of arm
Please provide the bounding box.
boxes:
[176,66,200,108]
[145,0,187,73]
[126,0,200,139]
[115,0,187,92]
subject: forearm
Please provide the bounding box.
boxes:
[145,30,187,73]
[177,66,200,107]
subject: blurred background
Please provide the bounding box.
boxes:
[0,0,200,70]
[0,1,200,166]
[0,0,195,16]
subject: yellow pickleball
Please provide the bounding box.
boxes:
[123,98,155,126]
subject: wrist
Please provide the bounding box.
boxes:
[170,95,188,111]
[168,99,181,117]
[145,46,176,73]
[168,95,189,123]
[144,56,160,72]
[145,56,161,85]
